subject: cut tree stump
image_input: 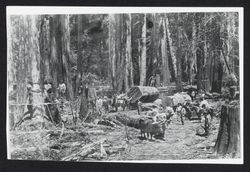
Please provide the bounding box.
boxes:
[214,102,240,158]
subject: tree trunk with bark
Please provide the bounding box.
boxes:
[195,13,203,92]
[109,14,116,90]
[165,15,177,80]
[48,15,73,100]
[76,15,83,96]
[139,14,147,86]
[176,14,183,92]
[60,15,74,100]
[214,103,241,158]
[190,17,197,85]
[161,15,170,86]
[109,14,132,93]
[39,15,51,86]
[10,15,41,126]
[125,14,133,91]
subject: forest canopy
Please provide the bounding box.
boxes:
[8,12,239,98]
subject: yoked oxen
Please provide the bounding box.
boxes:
[112,94,130,112]
[139,106,175,140]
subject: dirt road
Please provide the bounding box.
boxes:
[106,116,219,160]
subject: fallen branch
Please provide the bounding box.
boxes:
[61,139,106,161]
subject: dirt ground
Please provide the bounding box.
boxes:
[9,103,222,161]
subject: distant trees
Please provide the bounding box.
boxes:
[8,12,240,104]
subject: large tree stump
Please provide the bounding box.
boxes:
[214,102,240,158]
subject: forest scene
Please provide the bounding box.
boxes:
[7,11,241,161]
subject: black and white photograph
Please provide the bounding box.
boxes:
[6,7,243,163]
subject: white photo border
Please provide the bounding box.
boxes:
[6,6,244,164]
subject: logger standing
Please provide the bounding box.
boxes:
[14,81,40,128]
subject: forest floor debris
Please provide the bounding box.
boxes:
[9,100,223,161]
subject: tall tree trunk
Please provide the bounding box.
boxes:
[139,14,147,86]
[109,14,117,91]
[60,15,73,100]
[9,15,41,125]
[39,16,51,87]
[125,14,133,91]
[196,47,203,91]
[203,13,211,91]
[109,14,130,93]
[153,14,160,86]
[195,14,203,92]
[49,15,73,100]
[226,13,232,74]
[190,17,197,85]
[165,16,177,80]
[176,14,183,92]
[76,15,83,96]
[7,15,15,129]
[161,15,170,86]
[49,15,59,94]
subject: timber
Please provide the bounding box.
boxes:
[127,86,159,103]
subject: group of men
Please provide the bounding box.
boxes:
[148,73,161,87]
[13,79,72,128]
[12,77,214,139]
[139,91,214,140]
[175,93,214,136]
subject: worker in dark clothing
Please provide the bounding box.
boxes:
[200,104,210,135]
[149,74,156,87]
[78,83,83,96]
[85,82,89,100]
[14,81,39,129]
[137,100,142,115]
[190,90,196,101]
[44,81,61,125]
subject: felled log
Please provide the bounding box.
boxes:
[157,85,176,96]
[127,86,159,103]
[214,102,240,158]
[183,85,197,92]
[141,103,160,111]
[97,119,116,128]
[115,113,142,129]
[163,92,192,107]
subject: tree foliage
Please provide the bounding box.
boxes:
[8,12,239,98]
